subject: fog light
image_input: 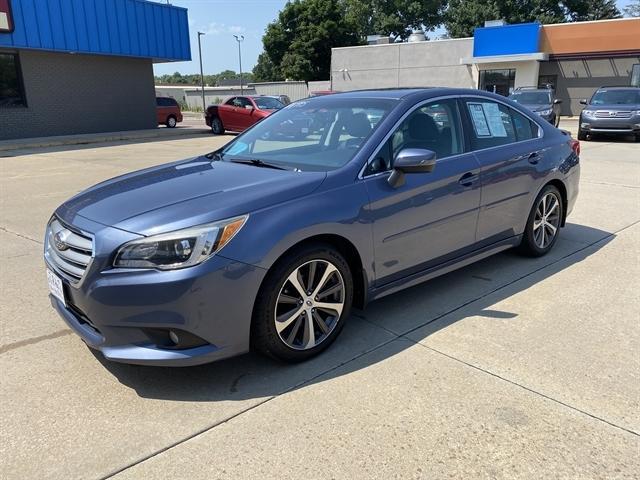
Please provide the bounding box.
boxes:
[634,124,640,128]
[581,123,590,128]
[169,330,180,344]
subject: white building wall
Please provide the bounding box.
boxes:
[250,81,309,101]
[330,38,476,91]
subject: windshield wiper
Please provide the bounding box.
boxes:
[229,158,289,170]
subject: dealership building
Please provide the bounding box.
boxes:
[0,0,190,140]
[331,18,640,116]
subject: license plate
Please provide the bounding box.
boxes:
[46,268,66,307]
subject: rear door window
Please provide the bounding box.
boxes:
[233,97,252,108]
[465,99,537,150]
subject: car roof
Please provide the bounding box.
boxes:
[595,86,640,90]
[510,89,551,93]
[318,87,520,102]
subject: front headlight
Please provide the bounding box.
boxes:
[537,109,552,116]
[582,110,596,117]
[113,215,248,270]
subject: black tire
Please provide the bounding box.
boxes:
[518,184,564,257]
[211,117,225,135]
[635,133,640,143]
[166,116,177,128]
[251,243,353,362]
[577,128,587,141]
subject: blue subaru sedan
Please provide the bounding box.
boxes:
[45,88,580,366]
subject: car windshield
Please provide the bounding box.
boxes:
[590,89,640,105]
[509,91,551,105]
[218,97,397,172]
[254,97,284,110]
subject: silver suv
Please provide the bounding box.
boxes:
[509,86,562,127]
[578,86,640,142]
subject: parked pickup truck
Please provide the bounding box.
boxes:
[205,95,284,134]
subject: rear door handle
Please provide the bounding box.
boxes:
[459,172,479,187]
[528,152,540,165]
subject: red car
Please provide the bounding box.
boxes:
[205,95,284,134]
[156,97,183,128]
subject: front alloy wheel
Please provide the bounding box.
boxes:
[275,260,345,350]
[252,245,353,362]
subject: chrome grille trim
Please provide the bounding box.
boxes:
[45,218,94,284]
[594,110,632,118]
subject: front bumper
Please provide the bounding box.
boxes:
[580,115,640,135]
[45,216,266,366]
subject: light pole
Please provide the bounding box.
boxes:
[197,31,206,112]
[233,34,245,95]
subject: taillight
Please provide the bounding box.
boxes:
[569,138,580,156]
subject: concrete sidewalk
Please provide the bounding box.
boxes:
[0,131,638,479]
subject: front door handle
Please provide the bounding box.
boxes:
[459,172,479,187]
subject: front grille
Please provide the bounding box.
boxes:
[45,218,93,283]
[594,111,632,118]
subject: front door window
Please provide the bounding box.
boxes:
[478,69,516,96]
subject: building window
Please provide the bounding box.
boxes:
[538,75,557,90]
[0,53,26,107]
[632,64,640,88]
[478,69,515,97]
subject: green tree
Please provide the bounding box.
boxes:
[345,0,446,40]
[567,0,621,21]
[254,0,362,82]
[624,0,640,16]
[253,52,283,82]
[444,0,621,38]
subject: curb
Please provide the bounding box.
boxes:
[0,127,209,153]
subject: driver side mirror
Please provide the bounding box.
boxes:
[553,99,562,104]
[388,148,436,188]
[579,99,588,105]
[245,105,254,110]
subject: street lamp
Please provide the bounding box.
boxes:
[197,31,206,113]
[233,34,245,95]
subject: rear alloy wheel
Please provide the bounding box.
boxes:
[519,185,563,257]
[166,116,177,128]
[252,245,353,362]
[211,117,225,135]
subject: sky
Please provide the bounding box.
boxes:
[153,0,288,77]
[152,0,636,77]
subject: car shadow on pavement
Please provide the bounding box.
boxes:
[95,223,615,403]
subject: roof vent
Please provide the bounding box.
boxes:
[408,29,426,43]
[484,19,506,27]
[367,35,391,45]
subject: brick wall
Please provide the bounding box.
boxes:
[1,49,157,140]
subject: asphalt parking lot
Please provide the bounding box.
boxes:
[1,125,638,479]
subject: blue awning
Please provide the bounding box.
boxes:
[0,0,191,62]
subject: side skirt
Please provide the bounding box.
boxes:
[367,235,522,303]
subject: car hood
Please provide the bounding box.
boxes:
[585,103,640,110]
[58,157,326,236]
[521,104,552,112]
